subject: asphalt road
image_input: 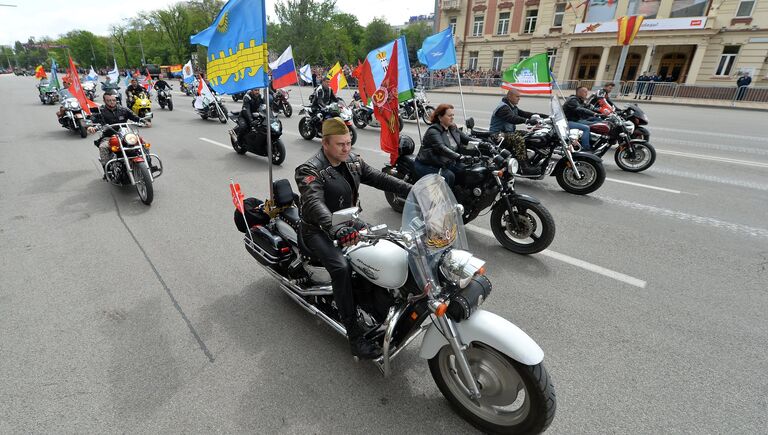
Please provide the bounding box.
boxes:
[1,76,767,433]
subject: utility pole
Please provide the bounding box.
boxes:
[137,31,146,65]
[433,0,439,32]
[89,40,97,65]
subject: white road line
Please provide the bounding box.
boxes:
[657,149,768,169]
[647,166,768,192]
[199,137,231,150]
[652,137,768,156]
[653,126,768,143]
[465,225,647,289]
[605,177,681,194]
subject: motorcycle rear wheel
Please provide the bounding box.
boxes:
[421,105,435,125]
[353,112,367,129]
[349,126,357,145]
[429,343,556,435]
[614,143,656,173]
[134,165,154,205]
[299,118,315,140]
[555,158,605,195]
[490,199,555,254]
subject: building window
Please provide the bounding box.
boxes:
[519,50,530,62]
[468,51,479,70]
[524,10,538,34]
[715,46,740,76]
[472,16,484,36]
[492,51,504,70]
[553,3,566,27]
[736,0,755,17]
[670,0,710,18]
[449,17,457,35]
[497,12,510,35]
[547,48,558,71]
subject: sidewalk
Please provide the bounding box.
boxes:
[432,85,768,111]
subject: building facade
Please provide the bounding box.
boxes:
[436,0,768,85]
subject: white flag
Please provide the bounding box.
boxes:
[86,66,99,81]
[182,60,195,84]
[194,79,216,110]
[299,64,312,84]
[107,60,119,84]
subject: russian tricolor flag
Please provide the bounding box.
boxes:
[269,46,298,89]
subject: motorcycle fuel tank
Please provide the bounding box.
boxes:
[589,122,611,135]
[347,239,408,289]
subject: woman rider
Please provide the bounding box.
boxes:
[413,103,473,188]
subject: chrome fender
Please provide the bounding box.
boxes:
[419,309,544,366]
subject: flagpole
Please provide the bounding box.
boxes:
[294,68,305,106]
[232,178,253,241]
[548,67,568,104]
[455,64,468,126]
[265,83,274,204]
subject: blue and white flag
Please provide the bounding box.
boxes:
[299,64,312,84]
[417,27,457,71]
[107,60,119,84]
[365,36,415,102]
[86,66,99,81]
[190,0,268,93]
[182,60,195,83]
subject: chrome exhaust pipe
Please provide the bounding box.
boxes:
[278,284,347,336]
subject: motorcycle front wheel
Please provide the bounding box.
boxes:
[282,102,293,118]
[615,142,656,173]
[78,119,88,138]
[299,118,315,140]
[421,105,435,124]
[353,112,367,129]
[167,99,174,111]
[349,126,357,145]
[429,343,556,435]
[134,165,154,205]
[490,199,555,254]
[271,139,287,165]
[555,158,606,195]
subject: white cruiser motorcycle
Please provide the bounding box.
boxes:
[234,175,556,434]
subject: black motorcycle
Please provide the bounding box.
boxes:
[399,87,435,124]
[228,109,287,165]
[350,92,403,132]
[157,86,174,111]
[382,136,555,254]
[586,98,656,172]
[298,102,357,145]
[270,89,293,118]
[194,95,228,123]
[231,91,245,102]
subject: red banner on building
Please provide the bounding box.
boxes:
[617,15,644,46]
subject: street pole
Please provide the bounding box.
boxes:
[137,31,146,65]
[89,40,97,65]
[433,0,439,32]
[612,44,630,86]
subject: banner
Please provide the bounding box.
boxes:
[365,36,415,102]
[373,40,401,165]
[417,27,456,71]
[501,53,552,94]
[575,16,707,33]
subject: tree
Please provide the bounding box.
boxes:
[150,4,193,63]
[59,30,107,67]
[364,18,397,53]
[272,0,337,65]
[400,22,432,65]
[110,25,131,67]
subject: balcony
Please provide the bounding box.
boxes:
[442,0,461,11]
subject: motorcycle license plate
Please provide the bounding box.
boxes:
[132,157,145,163]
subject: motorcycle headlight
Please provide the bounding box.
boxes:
[623,121,635,134]
[439,249,486,289]
[64,98,80,110]
[271,121,281,132]
[124,133,139,145]
[568,128,583,141]
[507,158,519,175]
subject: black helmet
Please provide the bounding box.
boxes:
[399,134,415,156]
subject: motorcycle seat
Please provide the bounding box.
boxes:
[472,129,495,139]
[397,154,417,179]
[279,207,301,232]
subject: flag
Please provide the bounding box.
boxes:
[230,182,245,213]
[417,27,456,71]
[269,46,298,89]
[86,66,99,81]
[372,40,401,165]
[182,60,195,83]
[365,36,415,102]
[352,59,375,106]
[50,59,61,89]
[299,64,312,84]
[326,62,347,93]
[617,15,644,46]
[143,68,153,91]
[190,0,268,93]
[107,60,119,84]
[194,78,216,109]
[501,53,552,94]
[34,65,47,79]
[66,56,95,115]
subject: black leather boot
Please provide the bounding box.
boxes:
[346,322,381,359]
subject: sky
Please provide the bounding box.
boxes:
[0,0,436,46]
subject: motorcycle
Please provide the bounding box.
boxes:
[298,102,357,145]
[270,88,293,117]
[96,121,163,205]
[231,174,556,434]
[129,92,153,118]
[586,99,656,172]
[194,94,228,123]
[470,96,606,195]
[37,80,60,105]
[82,81,97,101]
[382,136,555,254]
[156,86,174,111]
[399,87,435,125]
[350,92,403,132]
[231,91,245,102]
[57,97,90,138]
[180,81,194,96]
[228,107,287,165]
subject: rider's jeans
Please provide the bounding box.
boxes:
[567,121,591,151]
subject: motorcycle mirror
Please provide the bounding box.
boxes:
[465,117,475,130]
[331,207,361,226]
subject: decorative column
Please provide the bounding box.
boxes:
[685,44,707,84]
[594,45,612,83]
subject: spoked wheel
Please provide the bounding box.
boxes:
[133,165,154,205]
[421,105,435,124]
[489,199,555,254]
[556,158,605,195]
[282,102,293,118]
[299,118,315,140]
[429,343,556,435]
[614,143,656,172]
[385,191,405,213]
[271,139,287,165]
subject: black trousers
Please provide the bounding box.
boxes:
[301,229,360,338]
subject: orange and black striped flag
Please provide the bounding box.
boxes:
[617,15,645,46]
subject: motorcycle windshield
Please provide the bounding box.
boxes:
[550,95,569,139]
[401,174,468,292]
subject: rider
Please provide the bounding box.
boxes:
[154,77,171,92]
[295,117,411,359]
[230,88,264,144]
[563,86,600,151]
[414,104,473,187]
[488,88,546,174]
[87,93,151,176]
[311,77,338,115]
[589,82,616,114]
[125,78,144,107]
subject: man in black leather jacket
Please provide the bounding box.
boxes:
[295,117,411,359]
[230,88,264,144]
[87,93,150,174]
[414,104,473,187]
[125,78,144,107]
[563,86,599,151]
[311,77,338,113]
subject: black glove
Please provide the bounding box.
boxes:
[525,118,538,125]
[333,225,360,247]
[458,155,473,164]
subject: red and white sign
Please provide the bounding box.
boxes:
[575,17,707,34]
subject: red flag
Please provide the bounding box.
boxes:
[34,65,47,79]
[372,40,401,165]
[66,56,94,115]
[142,68,153,91]
[352,59,375,106]
[230,182,244,213]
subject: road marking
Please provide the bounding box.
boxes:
[657,149,768,169]
[652,137,768,157]
[199,137,231,150]
[595,195,768,239]
[653,126,768,143]
[605,177,681,194]
[465,225,647,288]
[647,166,768,192]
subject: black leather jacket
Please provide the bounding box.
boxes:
[126,84,144,98]
[240,92,264,124]
[416,124,472,168]
[312,85,337,110]
[95,104,141,125]
[154,80,170,91]
[296,149,411,233]
[563,95,598,122]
